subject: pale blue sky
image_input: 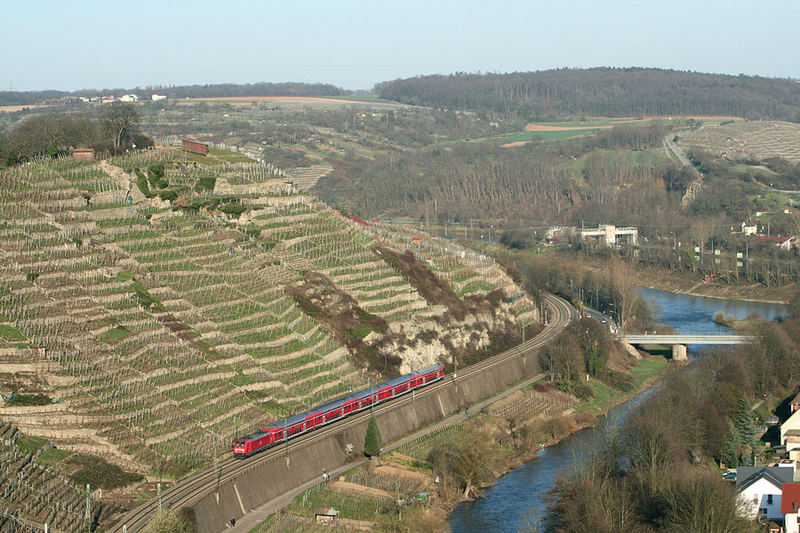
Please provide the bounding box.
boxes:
[2,0,798,92]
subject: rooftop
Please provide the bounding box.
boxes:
[782,483,800,514]
[737,466,794,492]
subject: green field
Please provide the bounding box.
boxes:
[498,116,745,146]
[578,357,669,413]
[499,130,592,143]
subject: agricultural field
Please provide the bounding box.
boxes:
[679,120,800,163]
[0,145,536,525]
[498,116,743,146]
[136,97,512,173]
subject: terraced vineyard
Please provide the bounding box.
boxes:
[679,120,800,163]
[0,146,536,501]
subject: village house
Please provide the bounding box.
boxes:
[783,409,800,461]
[783,483,800,533]
[736,465,795,521]
[778,236,798,252]
[790,393,800,414]
[742,218,759,236]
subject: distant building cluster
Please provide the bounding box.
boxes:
[546,224,638,247]
[736,215,799,252]
[70,93,167,104]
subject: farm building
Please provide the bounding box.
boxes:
[72,148,96,161]
[314,507,339,525]
[182,139,209,156]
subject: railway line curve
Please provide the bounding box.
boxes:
[110,293,575,532]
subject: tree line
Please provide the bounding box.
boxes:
[0,82,346,106]
[0,103,150,165]
[376,68,800,122]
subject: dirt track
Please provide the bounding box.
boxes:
[331,480,393,500]
[0,104,52,113]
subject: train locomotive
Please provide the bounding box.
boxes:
[233,363,445,458]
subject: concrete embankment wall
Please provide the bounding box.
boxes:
[191,349,541,533]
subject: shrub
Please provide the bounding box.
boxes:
[134,168,153,198]
[599,368,634,391]
[147,163,165,183]
[68,454,144,489]
[196,176,216,192]
[365,416,382,457]
[8,393,52,406]
[159,190,178,202]
[220,203,246,216]
[573,381,594,400]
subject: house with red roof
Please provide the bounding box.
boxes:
[781,483,800,533]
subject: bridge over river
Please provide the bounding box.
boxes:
[617,334,757,360]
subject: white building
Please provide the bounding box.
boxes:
[782,410,800,461]
[742,219,758,235]
[119,94,139,102]
[578,224,638,246]
[736,466,795,521]
[151,94,167,101]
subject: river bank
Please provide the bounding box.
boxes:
[449,284,793,532]
[247,349,671,533]
[493,245,799,305]
[441,356,670,532]
[424,355,670,527]
[638,266,797,305]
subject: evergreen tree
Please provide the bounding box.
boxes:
[364,416,382,457]
[735,397,756,445]
[720,420,739,468]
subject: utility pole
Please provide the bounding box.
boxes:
[157,482,162,512]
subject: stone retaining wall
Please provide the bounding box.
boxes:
[189,346,541,533]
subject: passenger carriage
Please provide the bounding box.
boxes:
[233,364,445,457]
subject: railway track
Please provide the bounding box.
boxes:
[110,293,575,532]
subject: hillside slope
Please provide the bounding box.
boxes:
[0,147,536,480]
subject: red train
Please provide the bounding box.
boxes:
[233,364,445,458]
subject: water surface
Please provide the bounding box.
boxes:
[448,289,790,532]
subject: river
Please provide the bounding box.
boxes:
[448,288,790,532]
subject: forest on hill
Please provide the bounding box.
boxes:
[376,68,800,121]
[317,122,688,230]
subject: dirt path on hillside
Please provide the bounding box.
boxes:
[374,464,429,481]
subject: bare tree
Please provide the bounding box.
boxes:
[607,254,639,330]
[104,102,139,154]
